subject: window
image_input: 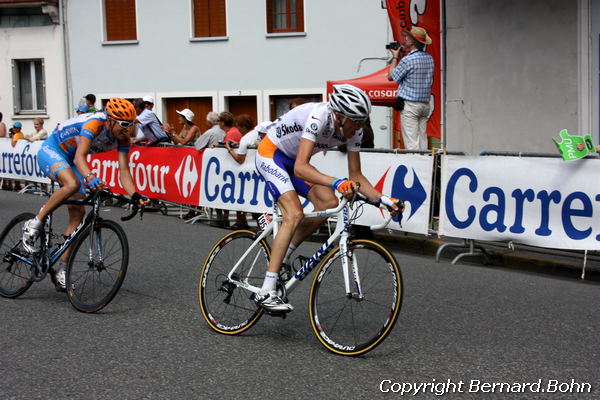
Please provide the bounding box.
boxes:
[12,59,46,114]
[104,0,137,42]
[266,0,304,33]
[193,0,227,38]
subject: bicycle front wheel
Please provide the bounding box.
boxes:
[309,239,403,356]
[0,213,35,298]
[198,230,268,335]
[66,219,129,313]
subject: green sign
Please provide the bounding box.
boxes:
[552,129,595,161]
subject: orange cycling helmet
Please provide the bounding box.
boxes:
[105,97,136,122]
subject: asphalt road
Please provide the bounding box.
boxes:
[1,190,599,400]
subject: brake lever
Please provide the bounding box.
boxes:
[120,204,139,221]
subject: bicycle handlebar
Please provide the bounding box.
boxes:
[64,188,144,222]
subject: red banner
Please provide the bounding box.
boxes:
[87,146,204,206]
[386,0,441,139]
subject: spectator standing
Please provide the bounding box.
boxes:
[85,94,98,113]
[387,26,434,150]
[225,119,271,230]
[195,111,227,226]
[132,98,170,145]
[142,96,155,111]
[8,122,25,191]
[170,108,200,145]
[219,112,242,143]
[223,114,255,230]
[10,122,24,148]
[0,112,6,138]
[25,118,48,142]
[75,104,89,116]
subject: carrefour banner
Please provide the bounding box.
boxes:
[200,148,434,234]
[88,146,203,206]
[0,138,50,184]
[439,155,600,250]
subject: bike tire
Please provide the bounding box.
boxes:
[198,230,268,335]
[309,239,403,356]
[0,213,36,298]
[66,219,129,313]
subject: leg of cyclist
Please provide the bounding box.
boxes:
[284,184,338,262]
[253,190,304,312]
[22,165,81,254]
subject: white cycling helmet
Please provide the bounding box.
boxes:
[329,84,371,121]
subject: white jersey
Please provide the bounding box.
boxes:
[266,102,362,159]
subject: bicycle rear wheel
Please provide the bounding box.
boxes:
[0,213,35,298]
[309,239,403,356]
[198,230,268,335]
[66,219,129,313]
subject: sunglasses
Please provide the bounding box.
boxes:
[109,117,134,128]
[340,116,366,126]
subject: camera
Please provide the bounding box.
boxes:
[386,41,401,50]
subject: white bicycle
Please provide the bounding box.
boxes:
[198,193,404,356]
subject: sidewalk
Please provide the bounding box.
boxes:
[370,230,600,282]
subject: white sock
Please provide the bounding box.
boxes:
[283,244,297,263]
[260,271,279,295]
[55,261,67,273]
[30,217,43,229]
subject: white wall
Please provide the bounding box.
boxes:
[66,0,393,147]
[445,0,579,154]
[0,23,67,134]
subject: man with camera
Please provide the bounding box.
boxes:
[387,26,434,150]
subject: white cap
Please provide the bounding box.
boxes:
[255,120,272,133]
[142,96,154,104]
[176,108,195,123]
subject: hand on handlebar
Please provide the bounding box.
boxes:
[331,178,359,199]
[131,192,150,208]
[380,195,404,218]
[86,176,106,190]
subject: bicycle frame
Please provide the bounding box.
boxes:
[227,197,392,298]
[10,195,102,270]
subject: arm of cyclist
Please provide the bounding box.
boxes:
[74,137,105,190]
[294,138,341,187]
[118,151,150,207]
[347,151,402,216]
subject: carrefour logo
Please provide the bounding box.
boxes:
[375,165,427,222]
[174,155,198,198]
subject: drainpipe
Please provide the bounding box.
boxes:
[60,0,73,118]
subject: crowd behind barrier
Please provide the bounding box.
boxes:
[2,137,599,271]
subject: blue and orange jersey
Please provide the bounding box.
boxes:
[45,112,130,161]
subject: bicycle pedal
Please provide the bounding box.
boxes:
[264,310,287,319]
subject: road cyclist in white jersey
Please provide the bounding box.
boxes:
[253,84,401,313]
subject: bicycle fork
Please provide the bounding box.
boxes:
[339,235,363,301]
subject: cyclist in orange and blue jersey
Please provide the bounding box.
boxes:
[21,98,149,291]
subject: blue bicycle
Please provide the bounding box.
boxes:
[0,188,140,313]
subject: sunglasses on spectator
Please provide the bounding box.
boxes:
[109,117,134,128]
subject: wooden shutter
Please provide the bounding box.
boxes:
[194,0,226,38]
[105,0,137,41]
[266,0,303,33]
[228,96,258,127]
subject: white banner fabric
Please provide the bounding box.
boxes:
[0,138,50,184]
[439,155,600,250]
[200,148,434,234]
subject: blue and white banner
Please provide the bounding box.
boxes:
[439,155,600,250]
[0,138,50,184]
[200,148,434,234]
